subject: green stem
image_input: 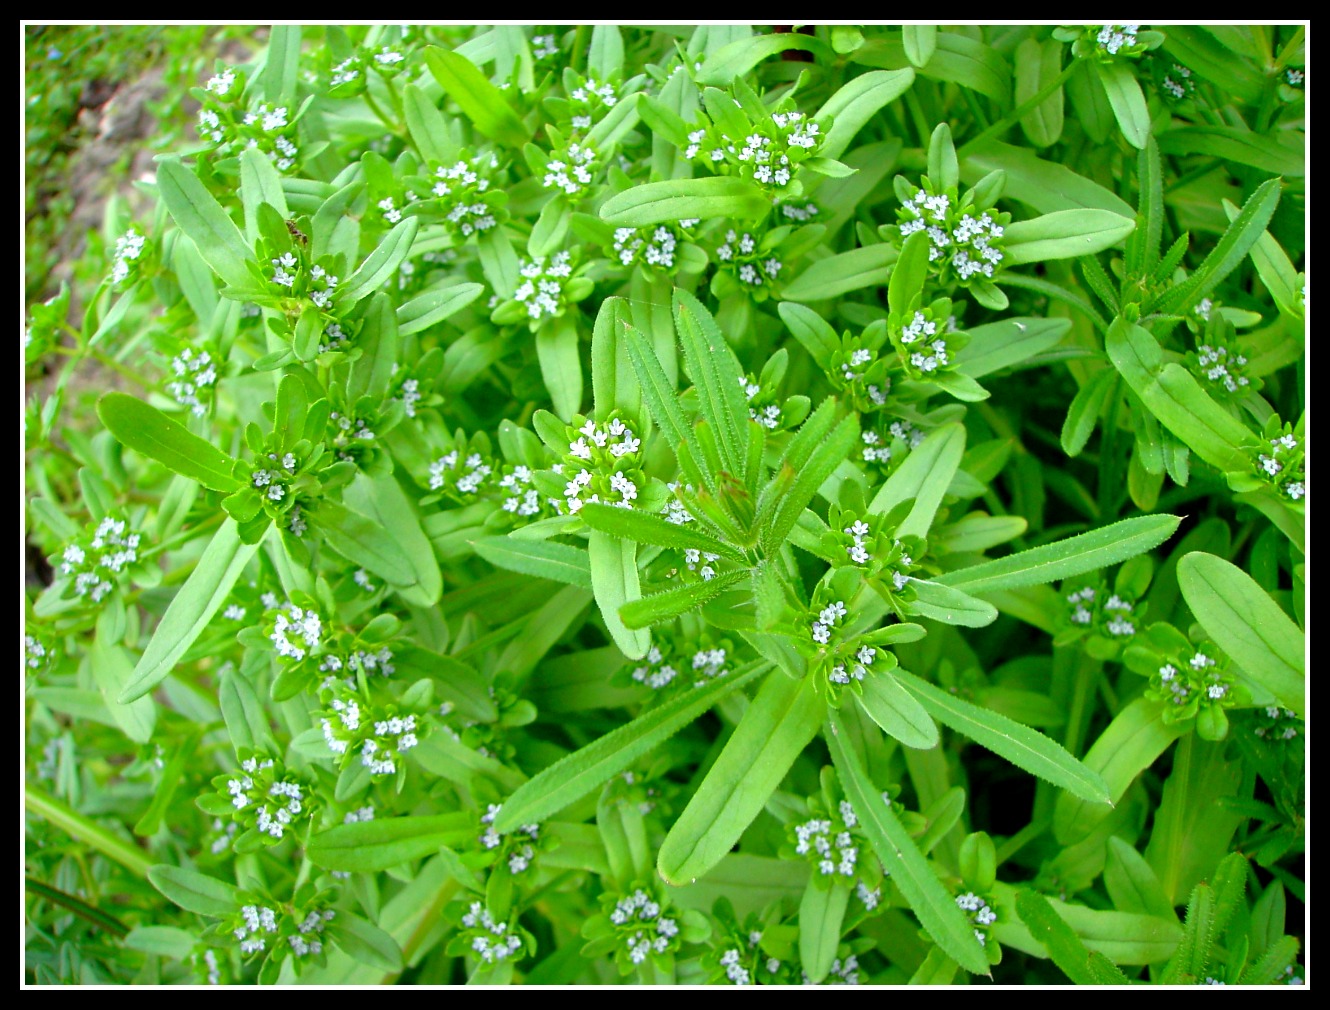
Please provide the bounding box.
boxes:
[957,62,1076,158]
[994,818,1049,868]
[25,785,154,878]
[25,876,128,937]
[1062,654,1102,758]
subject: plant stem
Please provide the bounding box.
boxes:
[957,62,1076,158]
[24,875,128,937]
[25,785,154,878]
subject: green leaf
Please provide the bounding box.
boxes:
[588,531,650,660]
[403,83,458,165]
[218,665,273,756]
[1177,552,1304,717]
[155,159,254,290]
[782,245,898,302]
[1095,60,1149,150]
[397,282,484,335]
[619,569,748,629]
[1053,697,1185,845]
[471,536,592,589]
[937,514,1182,595]
[87,639,156,743]
[623,323,708,483]
[658,671,823,885]
[1060,369,1118,457]
[894,669,1109,803]
[122,926,198,959]
[674,289,750,478]
[536,313,582,419]
[315,500,419,589]
[239,149,290,244]
[1104,837,1176,920]
[856,672,939,750]
[590,296,639,419]
[345,473,442,607]
[869,422,966,538]
[1015,38,1064,148]
[260,24,301,107]
[331,913,404,973]
[799,878,851,984]
[496,661,768,831]
[579,502,744,561]
[306,814,474,872]
[826,709,989,974]
[1003,210,1136,265]
[777,301,841,365]
[97,393,239,492]
[960,141,1134,217]
[697,32,827,85]
[1105,319,1252,473]
[600,177,770,227]
[1015,889,1130,984]
[904,580,998,627]
[1156,178,1283,316]
[760,414,860,555]
[338,217,419,309]
[1158,126,1304,178]
[423,47,528,148]
[147,865,241,917]
[815,69,916,161]
[955,316,1071,378]
[119,520,262,703]
[902,25,937,67]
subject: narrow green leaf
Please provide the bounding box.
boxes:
[240,148,289,243]
[600,177,770,227]
[588,531,650,660]
[338,217,419,309]
[827,709,989,974]
[148,865,241,917]
[403,83,458,164]
[306,814,474,872]
[316,500,419,589]
[155,159,254,290]
[815,69,916,161]
[1016,889,1129,984]
[1060,369,1117,457]
[799,878,851,983]
[1095,60,1149,150]
[1054,697,1185,844]
[98,393,239,492]
[579,502,744,562]
[960,141,1134,217]
[537,313,582,419]
[619,569,748,629]
[345,473,442,607]
[1177,552,1304,717]
[1158,126,1304,177]
[674,288,749,478]
[894,669,1110,803]
[119,520,261,702]
[782,245,898,302]
[955,317,1071,378]
[471,535,592,589]
[260,25,301,107]
[423,47,528,148]
[396,282,484,335]
[659,672,823,885]
[698,32,827,85]
[624,323,709,482]
[937,514,1182,595]
[857,672,939,750]
[904,579,998,627]
[902,25,937,67]
[1003,210,1136,265]
[763,414,859,554]
[1104,837,1177,921]
[869,422,966,538]
[332,913,404,973]
[777,301,841,365]
[495,661,768,832]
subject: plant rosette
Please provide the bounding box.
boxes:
[827,323,894,413]
[580,883,709,977]
[402,150,508,242]
[491,250,594,329]
[681,94,829,197]
[886,175,1010,305]
[1123,624,1249,740]
[701,900,801,986]
[1227,415,1305,504]
[795,570,914,703]
[534,411,659,516]
[199,751,317,851]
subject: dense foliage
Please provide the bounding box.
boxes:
[24,24,1305,986]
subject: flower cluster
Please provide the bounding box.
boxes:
[564,75,619,135]
[541,141,599,197]
[890,300,963,378]
[714,229,782,289]
[783,780,886,908]
[196,98,300,173]
[604,888,682,966]
[553,413,645,515]
[24,633,51,673]
[828,333,891,411]
[286,906,335,959]
[496,463,545,519]
[612,224,682,272]
[266,598,324,663]
[457,902,527,966]
[1126,625,1246,736]
[897,184,1007,286]
[165,346,218,416]
[1252,705,1301,743]
[1189,339,1253,397]
[478,803,542,874]
[531,33,560,60]
[421,154,502,240]
[859,419,926,470]
[211,753,314,845]
[1253,428,1305,501]
[230,904,279,956]
[627,639,730,692]
[955,891,998,946]
[317,681,420,777]
[428,448,493,498]
[1063,584,1141,640]
[1154,59,1196,103]
[109,227,148,286]
[810,598,847,648]
[514,251,574,321]
[326,408,379,466]
[683,108,823,191]
[266,249,340,313]
[738,373,784,430]
[822,506,919,592]
[57,514,143,605]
